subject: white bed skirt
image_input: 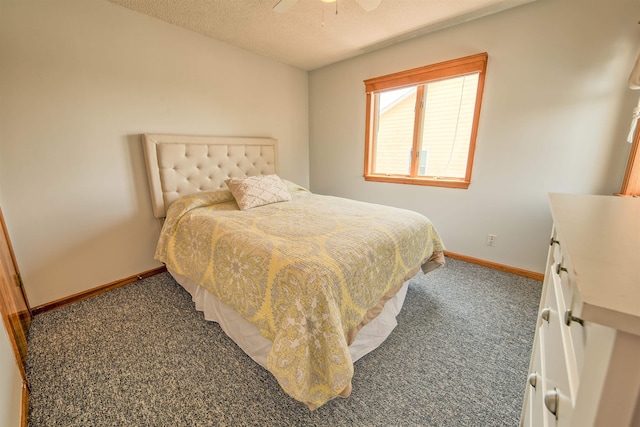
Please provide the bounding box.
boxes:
[168,269,410,367]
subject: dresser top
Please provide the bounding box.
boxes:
[549,193,640,335]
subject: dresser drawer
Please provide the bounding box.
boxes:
[522,336,545,427]
[539,276,574,425]
[550,227,562,266]
[564,291,585,387]
[550,263,585,390]
[550,249,573,315]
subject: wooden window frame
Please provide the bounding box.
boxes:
[619,111,640,196]
[363,52,488,189]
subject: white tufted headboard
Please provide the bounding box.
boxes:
[142,134,278,218]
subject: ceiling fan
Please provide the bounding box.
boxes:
[273,0,382,13]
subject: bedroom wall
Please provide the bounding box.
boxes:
[309,0,639,274]
[0,0,309,307]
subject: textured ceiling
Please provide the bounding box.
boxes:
[106,0,535,71]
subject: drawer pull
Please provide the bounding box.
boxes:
[540,307,550,323]
[528,372,538,388]
[564,309,584,327]
[544,388,559,418]
[550,237,560,246]
[556,263,568,275]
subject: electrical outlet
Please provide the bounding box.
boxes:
[486,234,497,247]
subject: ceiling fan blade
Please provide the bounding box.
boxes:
[273,0,298,13]
[355,0,381,12]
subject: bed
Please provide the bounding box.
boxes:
[142,133,445,409]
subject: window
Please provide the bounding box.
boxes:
[619,121,640,196]
[620,55,640,196]
[363,53,488,189]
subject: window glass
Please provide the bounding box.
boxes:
[419,73,479,178]
[374,87,416,175]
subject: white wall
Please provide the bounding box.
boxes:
[309,0,639,273]
[0,0,309,306]
[0,324,22,427]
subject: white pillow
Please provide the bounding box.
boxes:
[225,174,292,210]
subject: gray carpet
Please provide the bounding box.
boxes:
[26,258,542,426]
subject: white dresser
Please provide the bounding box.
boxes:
[521,194,640,427]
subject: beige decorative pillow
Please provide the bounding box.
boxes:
[225,174,292,210]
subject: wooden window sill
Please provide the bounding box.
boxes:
[364,174,470,189]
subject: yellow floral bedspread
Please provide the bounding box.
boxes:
[155,183,445,409]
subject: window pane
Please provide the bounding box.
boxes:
[419,73,479,178]
[374,87,417,175]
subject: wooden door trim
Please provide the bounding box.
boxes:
[0,209,30,314]
[21,382,28,427]
[0,207,30,384]
[0,317,28,383]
